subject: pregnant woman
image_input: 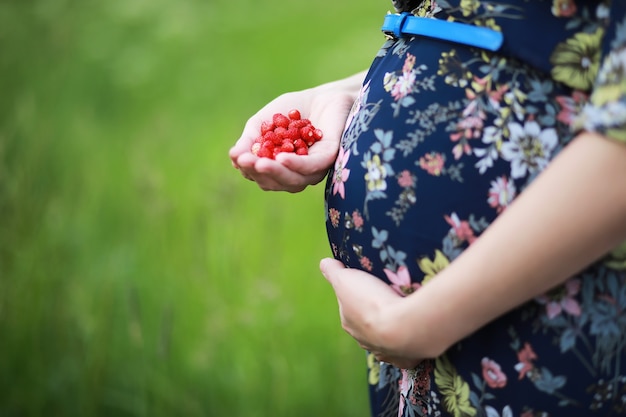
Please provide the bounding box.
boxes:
[230,1,626,415]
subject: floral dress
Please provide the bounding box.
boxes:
[324,1,626,416]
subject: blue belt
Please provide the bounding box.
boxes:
[381,12,503,52]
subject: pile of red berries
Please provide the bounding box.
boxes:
[251,109,323,159]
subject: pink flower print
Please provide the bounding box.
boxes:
[402,53,416,74]
[359,256,373,271]
[555,91,587,125]
[419,153,444,176]
[481,357,507,388]
[391,67,416,101]
[515,342,537,380]
[449,100,485,160]
[384,265,420,296]
[444,212,477,244]
[397,170,415,187]
[398,369,412,417]
[329,208,340,228]
[488,176,516,213]
[552,0,577,17]
[535,278,582,319]
[352,210,364,229]
[487,83,509,108]
[332,147,351,199]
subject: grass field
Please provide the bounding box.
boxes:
[0,0,388,416]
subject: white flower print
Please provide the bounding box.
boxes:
[365,154,388,192]
[474,126,503,174]
[485,405,513,417]
[501,120,558,179]
[488,176,516,213]
[391,70,417,101]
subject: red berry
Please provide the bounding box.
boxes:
[251,142,261,155]
[295,147,308,155]
[280,141,295,153]
[293,138,306,149]
[301,125,315,141]
[287,109,301,120]
[289,119,309,129]
[274,126,287,140]
[284,127,300,141]
[313,129,323,141]
[262,131,279,145]
[257,147,273,159]
[260,120,275,135]
[273,113,290,129]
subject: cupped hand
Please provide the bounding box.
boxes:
[319,258,423,369]
[229,86,357,193]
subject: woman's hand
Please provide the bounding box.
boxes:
[229,72,365,193]
[319,257,423,369]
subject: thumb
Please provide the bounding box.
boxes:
[319,257,347,285]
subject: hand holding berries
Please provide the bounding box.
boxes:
[250,110,324,159]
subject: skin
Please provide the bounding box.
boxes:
[320,130,626,369]
[229,71,366,193]
[230,71,626,370]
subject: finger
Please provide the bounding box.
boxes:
[275,143,338,178]
[319,258,348,287]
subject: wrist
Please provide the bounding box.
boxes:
[314,70,367,100]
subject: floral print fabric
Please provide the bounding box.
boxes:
[324,1,626,416]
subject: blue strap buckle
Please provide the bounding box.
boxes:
[382,12,504,52]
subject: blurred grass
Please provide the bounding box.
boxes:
[0,0,386,416]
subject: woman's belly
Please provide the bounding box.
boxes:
[324,35,575,288]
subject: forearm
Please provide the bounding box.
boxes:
[396,131,626,358]
[315,70,368,97]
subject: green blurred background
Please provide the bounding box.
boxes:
[0,0,388,416]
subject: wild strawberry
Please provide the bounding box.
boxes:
[280,141,295,153]
[295,147,308,155]
[262,139,274,150]
[287,109,301,120]
[273,113,290,129]
[274,126,287,140]
[260,120,275,135]
[313,129,323,141]
[263,131,280,145]
[289,119,309,129]
[300,126,314,140]
[284,127,300,141]
[251,142,261,155]
[293,138,306,150]
[257,147,273,159]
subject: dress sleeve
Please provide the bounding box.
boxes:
[573,2,626,143]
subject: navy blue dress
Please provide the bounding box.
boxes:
[325,1,626,416]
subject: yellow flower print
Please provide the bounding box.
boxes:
[365,154,388,192]
[418,250,450,284]
[475,17,502,32]
[459,0,480,17]
[435,355,477,417]
[590,49,626,107]
[415,0,431,17]
[383,72,397,93]
[367,352,380,385]
[550,28,603,91]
